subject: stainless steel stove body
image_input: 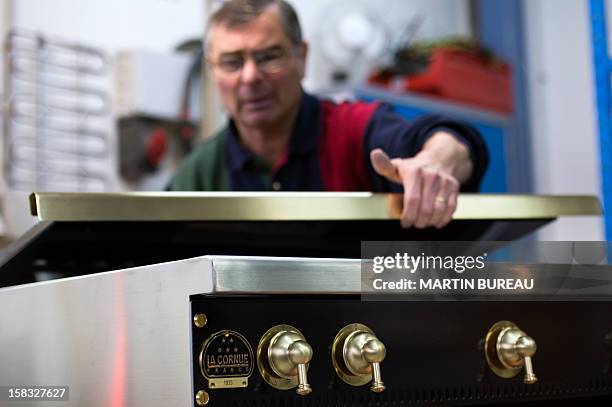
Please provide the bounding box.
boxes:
[2,256,612,406]
[0,193,607,406]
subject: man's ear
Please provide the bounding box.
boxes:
[296,41,308,79]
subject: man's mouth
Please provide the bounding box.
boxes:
[240,95,274,111]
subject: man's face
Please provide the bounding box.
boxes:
[207,7,307,128]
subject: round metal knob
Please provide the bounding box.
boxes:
[257,325,313,395]
[332,323,386,392]
[498,327,538,384]
[485,321,538,384]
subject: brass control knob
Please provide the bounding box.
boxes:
[257,325,313,395]
[332,323,386,392]
[484,321,538,384]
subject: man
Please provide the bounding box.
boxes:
[170,0,488,229]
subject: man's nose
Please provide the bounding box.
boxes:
[240,58,263,83]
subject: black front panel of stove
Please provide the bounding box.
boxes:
[190,296,612,406]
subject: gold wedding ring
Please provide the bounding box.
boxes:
[435,195,447,204]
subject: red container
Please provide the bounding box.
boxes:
[369,48,513,113]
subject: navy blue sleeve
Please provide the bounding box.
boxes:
[363,104,489,192]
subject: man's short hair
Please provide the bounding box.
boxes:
[205,0,303,54]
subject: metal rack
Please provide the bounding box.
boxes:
[4,30,112,191]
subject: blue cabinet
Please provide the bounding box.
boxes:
[356,86,509,193]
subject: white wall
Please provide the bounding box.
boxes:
[524,0,604,240]
[12,0,205,52]
[290,0,471,42]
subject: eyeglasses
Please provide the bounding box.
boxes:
[208,46,297,75]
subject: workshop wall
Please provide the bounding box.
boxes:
[12,0,205,51]
[1,0,607,241]
[1,0,206,237]
[8,0,206,192]
[524,0,604,240]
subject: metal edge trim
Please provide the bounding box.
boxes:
[209,256,362,293]
[29,192,601,221]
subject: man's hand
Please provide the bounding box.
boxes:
[370,131,473,229]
